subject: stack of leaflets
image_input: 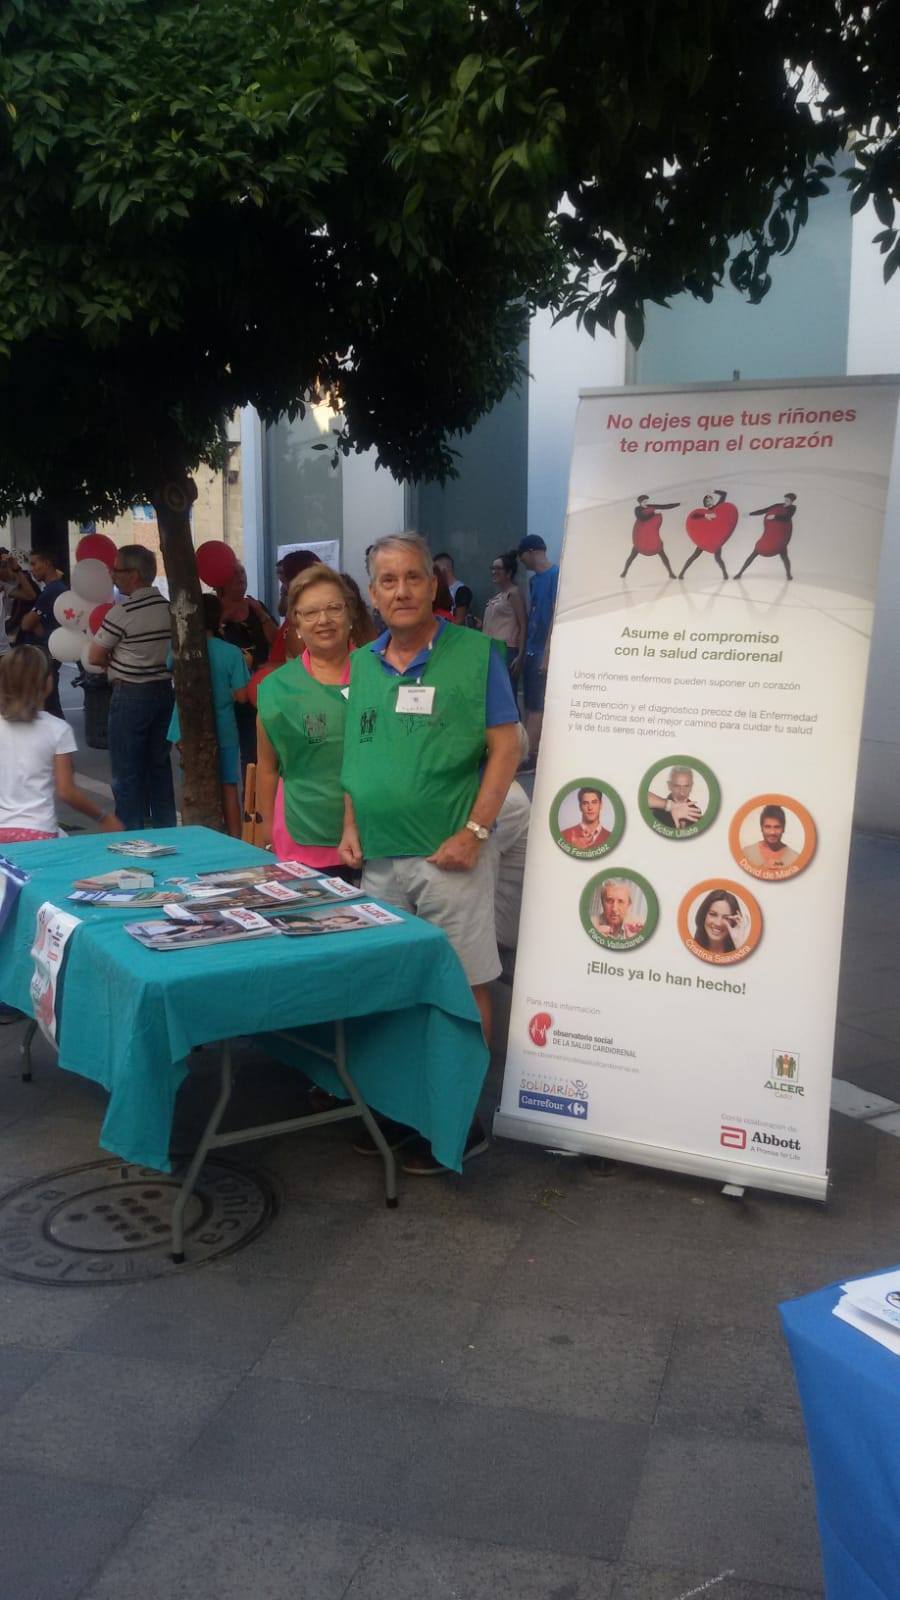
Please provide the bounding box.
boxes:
[108,840,178,859]
[171,869,364,913]
[126,897,404,950]
[832,1268,900,1355]
[268,902,404,938]
[126,907,278,951]
[191,862,319,886]
[68,870,183,909]
[71,888,185,909]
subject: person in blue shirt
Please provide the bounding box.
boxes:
[167,594,249,836]
[518,534,559,768]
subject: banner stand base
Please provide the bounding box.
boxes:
[492,1111,829,1202]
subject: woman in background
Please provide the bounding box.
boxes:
[217,561,278,765]
[482,550,527,676]
[168,595,249,837]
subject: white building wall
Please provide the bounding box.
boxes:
[526,305,627,561]
[340,449,406,593]
[847,203,900,835]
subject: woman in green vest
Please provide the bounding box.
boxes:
[256,564,365,869]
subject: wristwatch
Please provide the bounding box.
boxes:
[465,819,489,842]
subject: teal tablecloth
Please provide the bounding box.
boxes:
[0,828,488,1173]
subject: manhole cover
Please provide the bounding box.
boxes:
[0,1158,278,1285]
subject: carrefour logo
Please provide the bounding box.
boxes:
[519,1091,588,1120]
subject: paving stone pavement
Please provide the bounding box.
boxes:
[0,807,897,1598]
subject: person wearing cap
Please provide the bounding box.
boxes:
[339,532,521,1175]
[517,534,559,768]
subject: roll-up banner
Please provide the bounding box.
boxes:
[495,379,900,1200]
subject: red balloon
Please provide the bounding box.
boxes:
[76,533,118,569]
[89,601,115,634]
[196,540,238,588]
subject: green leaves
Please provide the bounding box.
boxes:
[455,53,481,93]
[0,0,897,520]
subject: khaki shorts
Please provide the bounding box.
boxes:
[363,847,500,987]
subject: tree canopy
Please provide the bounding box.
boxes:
[1,0,898,519]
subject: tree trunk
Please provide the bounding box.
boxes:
[152,469,225,832]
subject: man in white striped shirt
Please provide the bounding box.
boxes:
[89,545,177,829]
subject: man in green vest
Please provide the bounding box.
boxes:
[341,533,522,1174]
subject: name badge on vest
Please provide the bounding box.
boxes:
[396,684,435,715]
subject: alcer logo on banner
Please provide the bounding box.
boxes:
[766,1051,804,1097]
[519,1066,589,1121]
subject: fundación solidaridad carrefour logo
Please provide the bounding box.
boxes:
[521,1018,589,1120]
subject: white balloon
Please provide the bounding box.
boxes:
[80,637,106,674]
[52,589,90,631]
[48,626,87,664]
[71,558,114,604]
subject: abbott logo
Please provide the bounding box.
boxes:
[528,1012,553,1047]
[720,1124,747,1150]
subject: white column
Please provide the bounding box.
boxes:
[527,305,627,561]
[847,203,900,834]
[239,405,266,602]
[341,450,406,592]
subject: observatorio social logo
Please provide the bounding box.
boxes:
[528,1012,553,1047]
[765,1050,804,1097]
[520,1067,589,1121]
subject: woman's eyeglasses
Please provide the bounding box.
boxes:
[295,601,347,624]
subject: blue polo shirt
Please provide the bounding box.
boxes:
[371,619,518,725]
[525,564,559,656]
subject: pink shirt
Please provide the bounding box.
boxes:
[271,650,351,868]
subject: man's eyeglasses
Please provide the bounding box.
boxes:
[295,601,347,624]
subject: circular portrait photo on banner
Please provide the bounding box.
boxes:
[729,794,817,882]
[550,778,625,861]
[678,878,763,966]
[639,755,721,840]
[580,869,659,952]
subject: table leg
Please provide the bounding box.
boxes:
[21,1019,37,1084]
[330,1020,398,1208]
[170,1040,235,1264]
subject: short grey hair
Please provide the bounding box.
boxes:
[668,766,693,785]
[366,533,434,581]
[601,879,631,901]
[116,544,157,584]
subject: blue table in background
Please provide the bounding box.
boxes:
[0,828,489,1257]
[780,1277,900,1600]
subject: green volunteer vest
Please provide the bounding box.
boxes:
[256,659,347,846]
[342,624,490,858]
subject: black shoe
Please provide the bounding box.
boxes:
[308,1085,348,1115]
[401,1118,489,1176]
[353,1116,418,1155]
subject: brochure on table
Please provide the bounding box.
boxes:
[30,901,81,1045]
[833,1269,900,1356]
[495,378,900,1200]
